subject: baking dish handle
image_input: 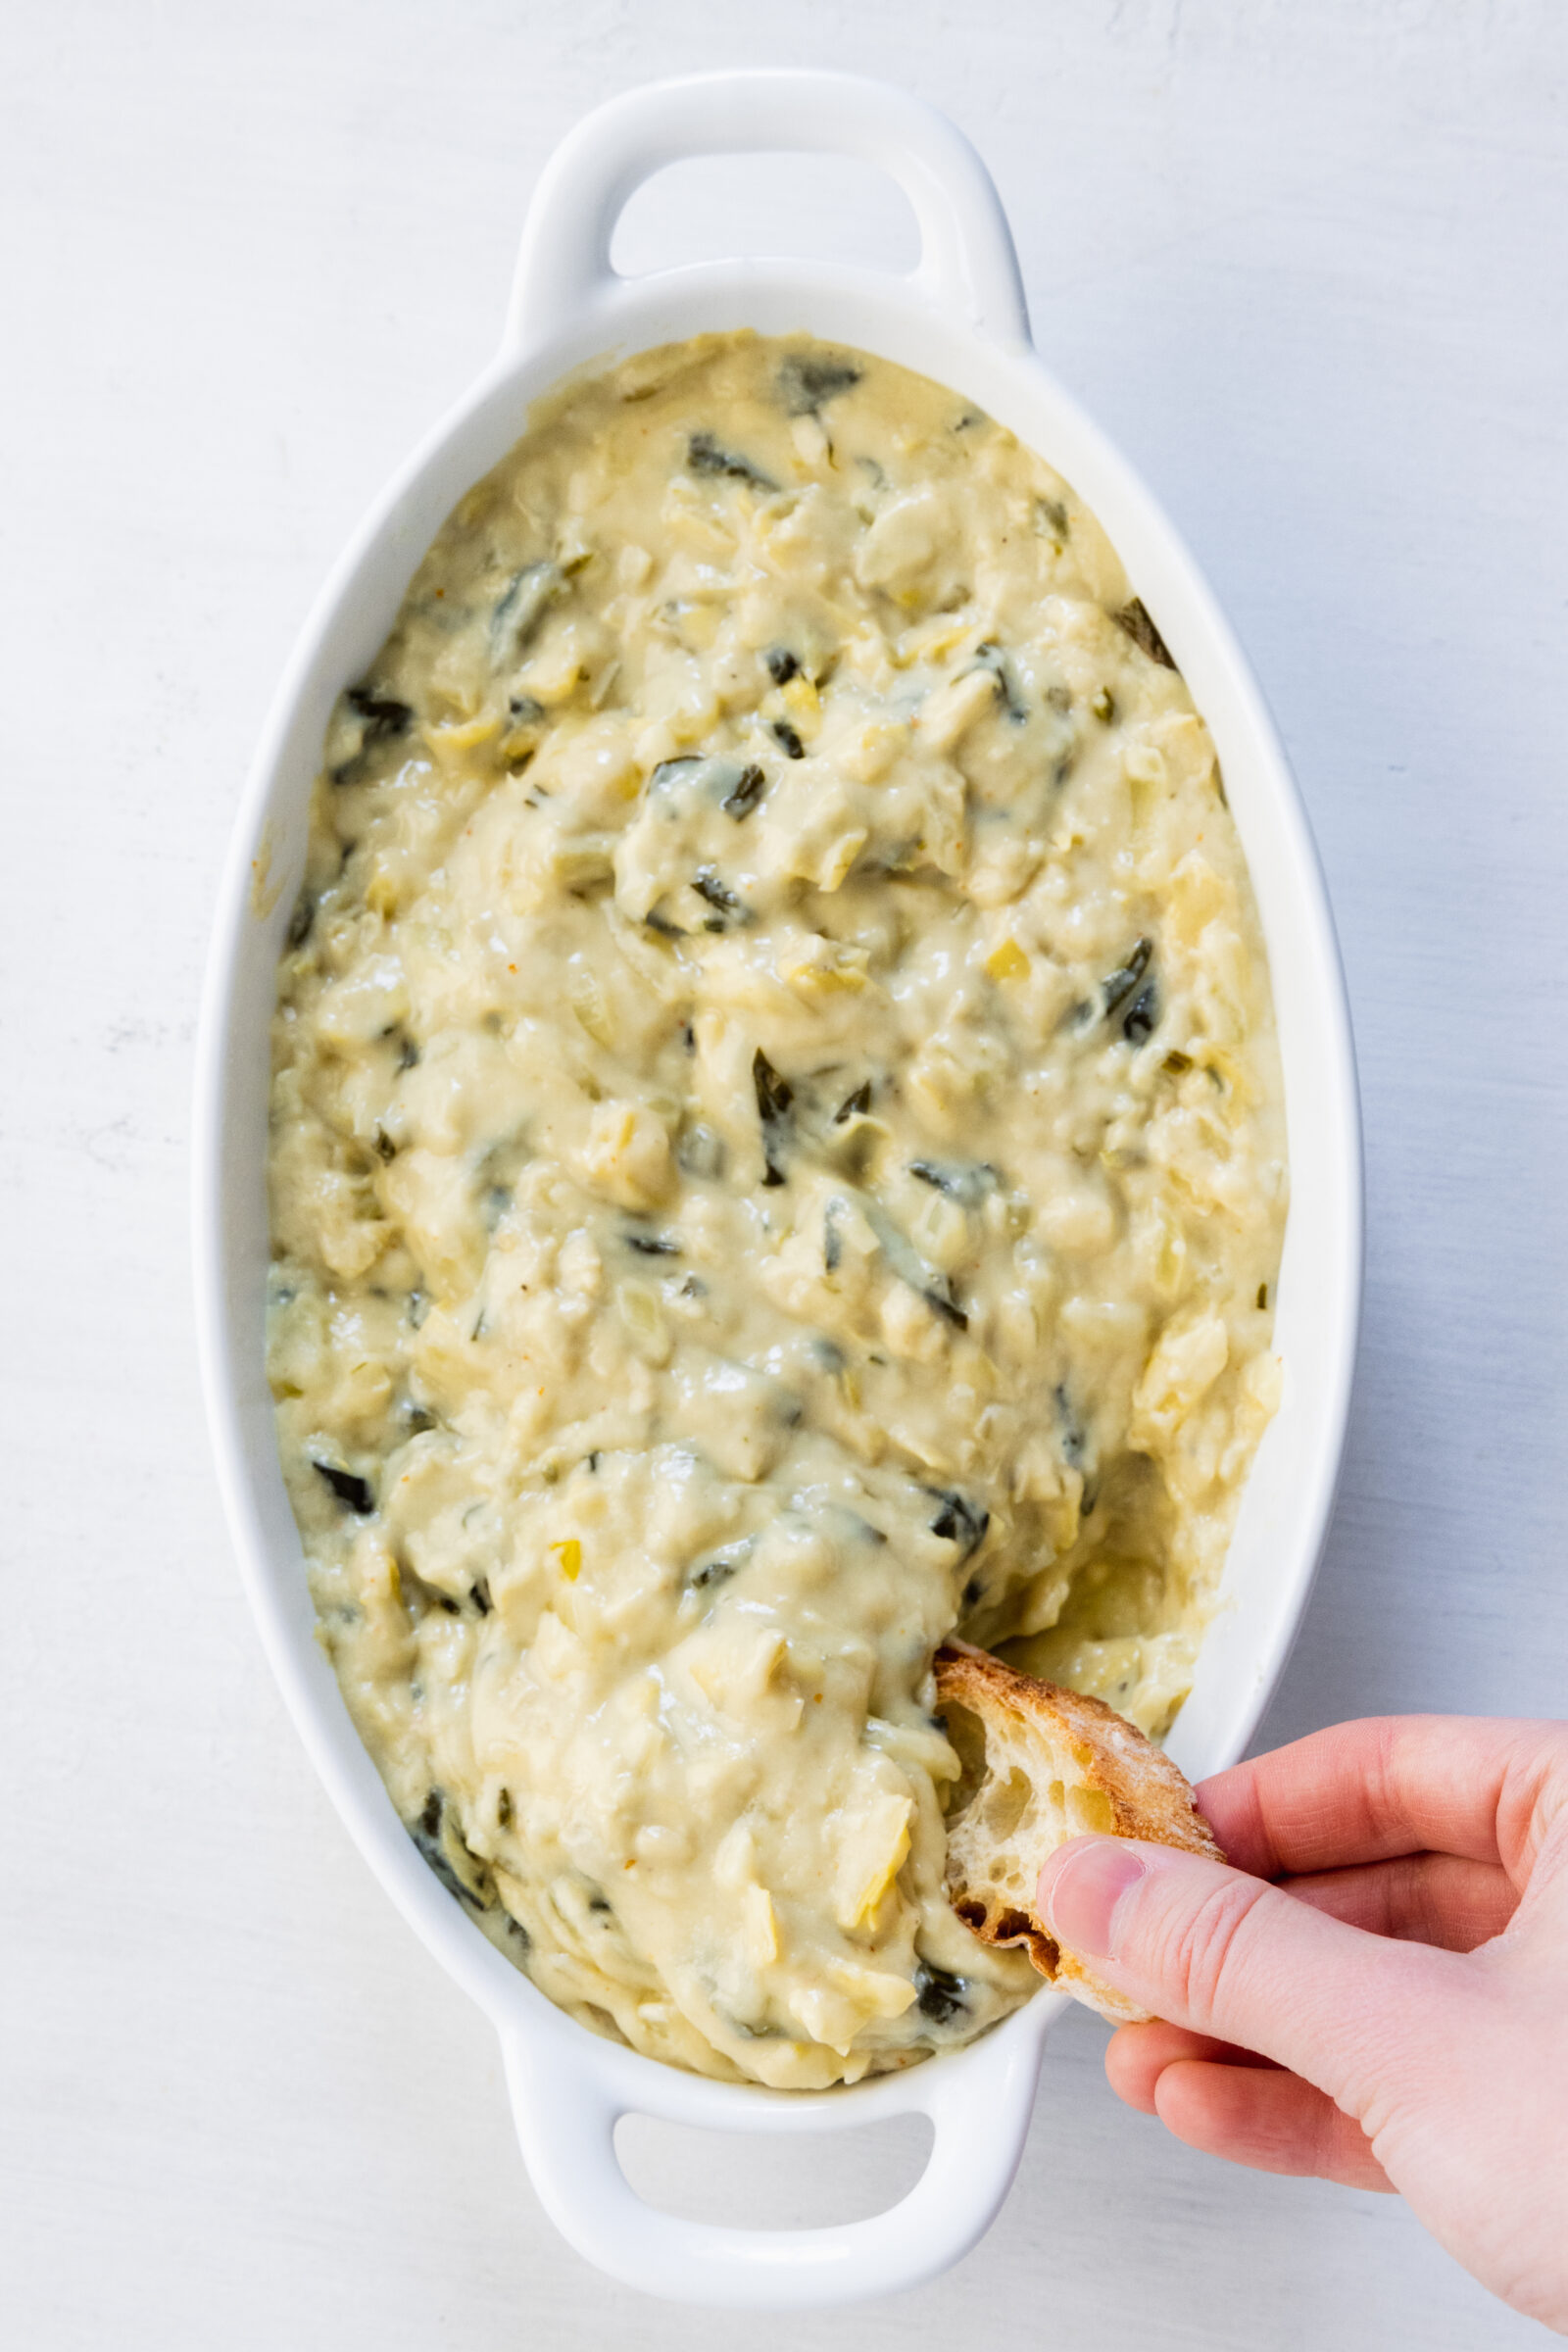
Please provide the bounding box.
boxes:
[505,70,1030,353]
[502,2014,1048,2311]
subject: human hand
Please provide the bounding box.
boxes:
[1035,1717,1568,2333]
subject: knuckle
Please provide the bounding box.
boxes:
[1153,1873,1270,2026]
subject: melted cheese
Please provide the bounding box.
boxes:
[266,332,1286,2087]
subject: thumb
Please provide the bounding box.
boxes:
[1036,1836,1465,2107]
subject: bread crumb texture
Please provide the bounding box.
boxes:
[935,1639,1225,2024]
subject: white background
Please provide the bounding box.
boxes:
[4,2,1565,2345]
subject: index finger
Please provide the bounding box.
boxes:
[1196,1715,1568,1883]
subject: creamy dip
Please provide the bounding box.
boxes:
[267,332,1286,2088]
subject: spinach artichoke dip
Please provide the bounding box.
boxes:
[267,333,1286,2089]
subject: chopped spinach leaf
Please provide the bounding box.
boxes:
[1102,938,1152,1017]
[694,869,745,924]
[968,640,1027,723]
[1123,979,1159,1045]
[491,553,570,659]
[1054,1383,1088,1472]
[913,1961,967,2024]
[691,1542,752,1592]
[753,1053,793,1122]
[1113,597,1177,670]
[688,430,777,490]
[346,685,414,743]
[924,1285,968,1330]
[721,762,767,818]
[314,1460,374,1514]
[908,1158,999,1207]
[926,1489,990,1557]
[651,755,701,792]
[754,1050,794,1186]
[491,562,566,662]
[412,1789,490,1910]
[777,352,862,416]
[1035,495,1070,545]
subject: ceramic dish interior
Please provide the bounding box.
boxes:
[194,70,1361,2312]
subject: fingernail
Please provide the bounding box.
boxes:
[1039,1838,1151,1958]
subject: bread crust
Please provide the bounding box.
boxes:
[933,1640,1225,2025]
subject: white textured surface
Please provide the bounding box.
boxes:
[3,2,1564,2344]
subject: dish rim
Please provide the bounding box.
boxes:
[192,68,1362,2309]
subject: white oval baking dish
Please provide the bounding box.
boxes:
[194,70,1362,2313]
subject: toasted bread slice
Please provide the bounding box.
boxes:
[933,1640,1224,2025]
